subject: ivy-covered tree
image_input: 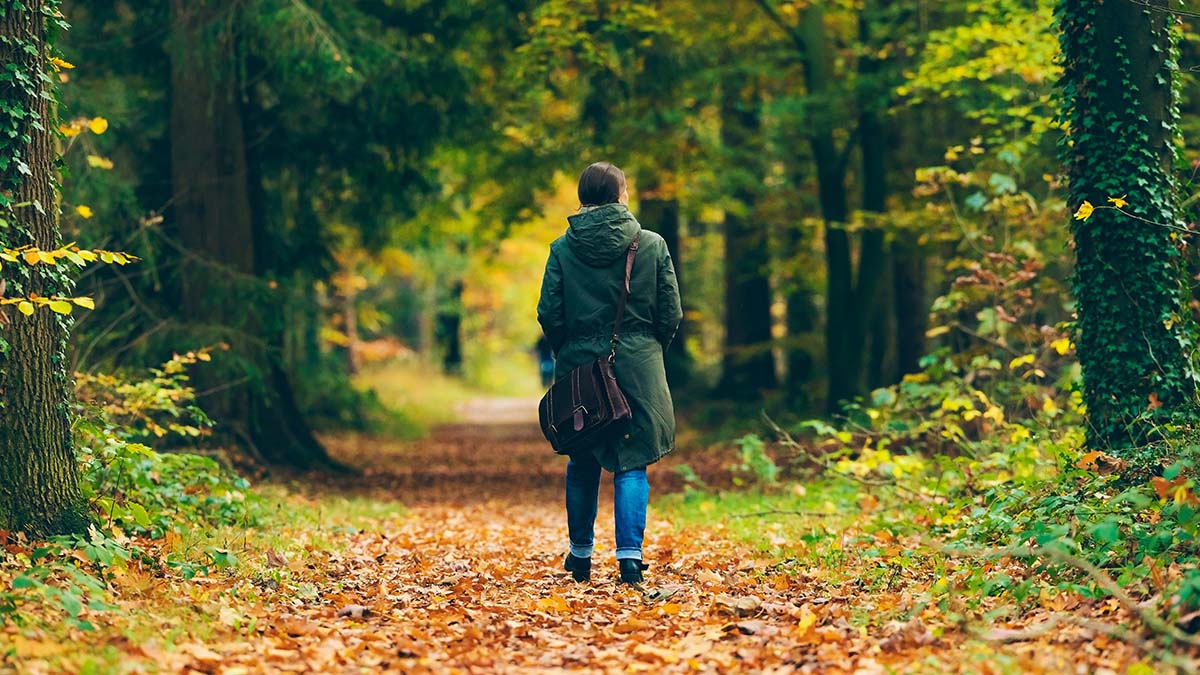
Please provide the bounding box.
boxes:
[1058,0,1199,450]
[0,0,88,535]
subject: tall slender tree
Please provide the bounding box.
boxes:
[0,0,88,536]
[1059,0,1199,449]
[717,78,777,399]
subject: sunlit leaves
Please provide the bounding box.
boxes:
[0,243,137,269]
[1,295,96,315]
[1073,200,1094,220]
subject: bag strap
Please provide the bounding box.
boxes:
[609,233,641,361]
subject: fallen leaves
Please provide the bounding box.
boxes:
[714,592,763,617]
[1,421,1151,675]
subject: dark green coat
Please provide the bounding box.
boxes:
[537,203,682,472]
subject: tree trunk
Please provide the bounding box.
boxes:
[867,250,894,389]
[0,1,88,536]
[639,177,691,386]
[783,160,818,405]
[797,7,854,411]
[1059,0,1198,450]
[169,0,339,470]
[798,4,889,411]
[858,2,893,391]
[717,79,776,399]
[892,237,926,377]
[437,279,464,375]
[343,290,361,375]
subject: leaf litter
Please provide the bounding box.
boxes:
[6,419,1155,674]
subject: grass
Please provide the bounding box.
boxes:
[352,358,490,438]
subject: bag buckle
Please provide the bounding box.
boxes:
[573,405,588,431]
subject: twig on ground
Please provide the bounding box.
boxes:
[731,510,839,519]
[973,612,1066,643]
[974,611,1197,675]
[941,542,1200,648]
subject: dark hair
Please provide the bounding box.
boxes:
[577,161,626,206]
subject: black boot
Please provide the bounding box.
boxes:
[564,553,591,582]
[619,559,648,584]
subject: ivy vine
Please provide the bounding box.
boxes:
[1056,0,1200,451]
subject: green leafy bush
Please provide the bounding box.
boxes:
[2,350,256,630]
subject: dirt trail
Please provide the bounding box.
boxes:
[152,402,1141,674]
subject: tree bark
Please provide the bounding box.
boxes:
[892,237,926,377]
[169,0,339,470]
[717,79,776,399]
[858,1,892,391]
[0,1,88,536]
[797,7,854,411]
[639,176,691,386]
[1059,0,1198,450]
[437,279,463,375]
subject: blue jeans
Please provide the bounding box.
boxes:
[565,452,648,561]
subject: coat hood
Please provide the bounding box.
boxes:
[565,203,642,267]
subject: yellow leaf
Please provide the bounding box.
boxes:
[59,123,82,138]
[1008,354,1036,370]
[48,56,75,70]
[925,325,951,338]
[77,250,97,262]
[76,205,94,219]
[48,300,72,315]
[1051,337,1073,355]
[17,301,33,316]
[794,604,818,637]
[86,155,114,170]
[88,117,109,134]
[1073,200,1095,221]
[536,595,569,612]
[1107,195,1128,209]
[23,249,39,265]
[1042,397,1059,413]
[72,297,95,310]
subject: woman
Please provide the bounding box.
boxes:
[536,161,683,584]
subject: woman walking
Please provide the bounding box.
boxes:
[536,162,683,584]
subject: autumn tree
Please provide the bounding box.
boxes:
[1059,0,1199,449]
[0,0,88,535]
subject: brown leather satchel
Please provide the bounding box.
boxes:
[538,234,640,454]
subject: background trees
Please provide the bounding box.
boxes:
[7,0,1191,475]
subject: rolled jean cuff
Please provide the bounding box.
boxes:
[569,543,594,559]
[615,548,642,561]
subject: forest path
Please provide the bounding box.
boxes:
[149,403,1140,675]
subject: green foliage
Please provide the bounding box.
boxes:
[731,434,780,488]
[898,0,1059,144]
[2,352,255,630]
[0,527,126,632]
[74,351,252,537]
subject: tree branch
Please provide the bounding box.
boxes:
[750,0,808,56]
